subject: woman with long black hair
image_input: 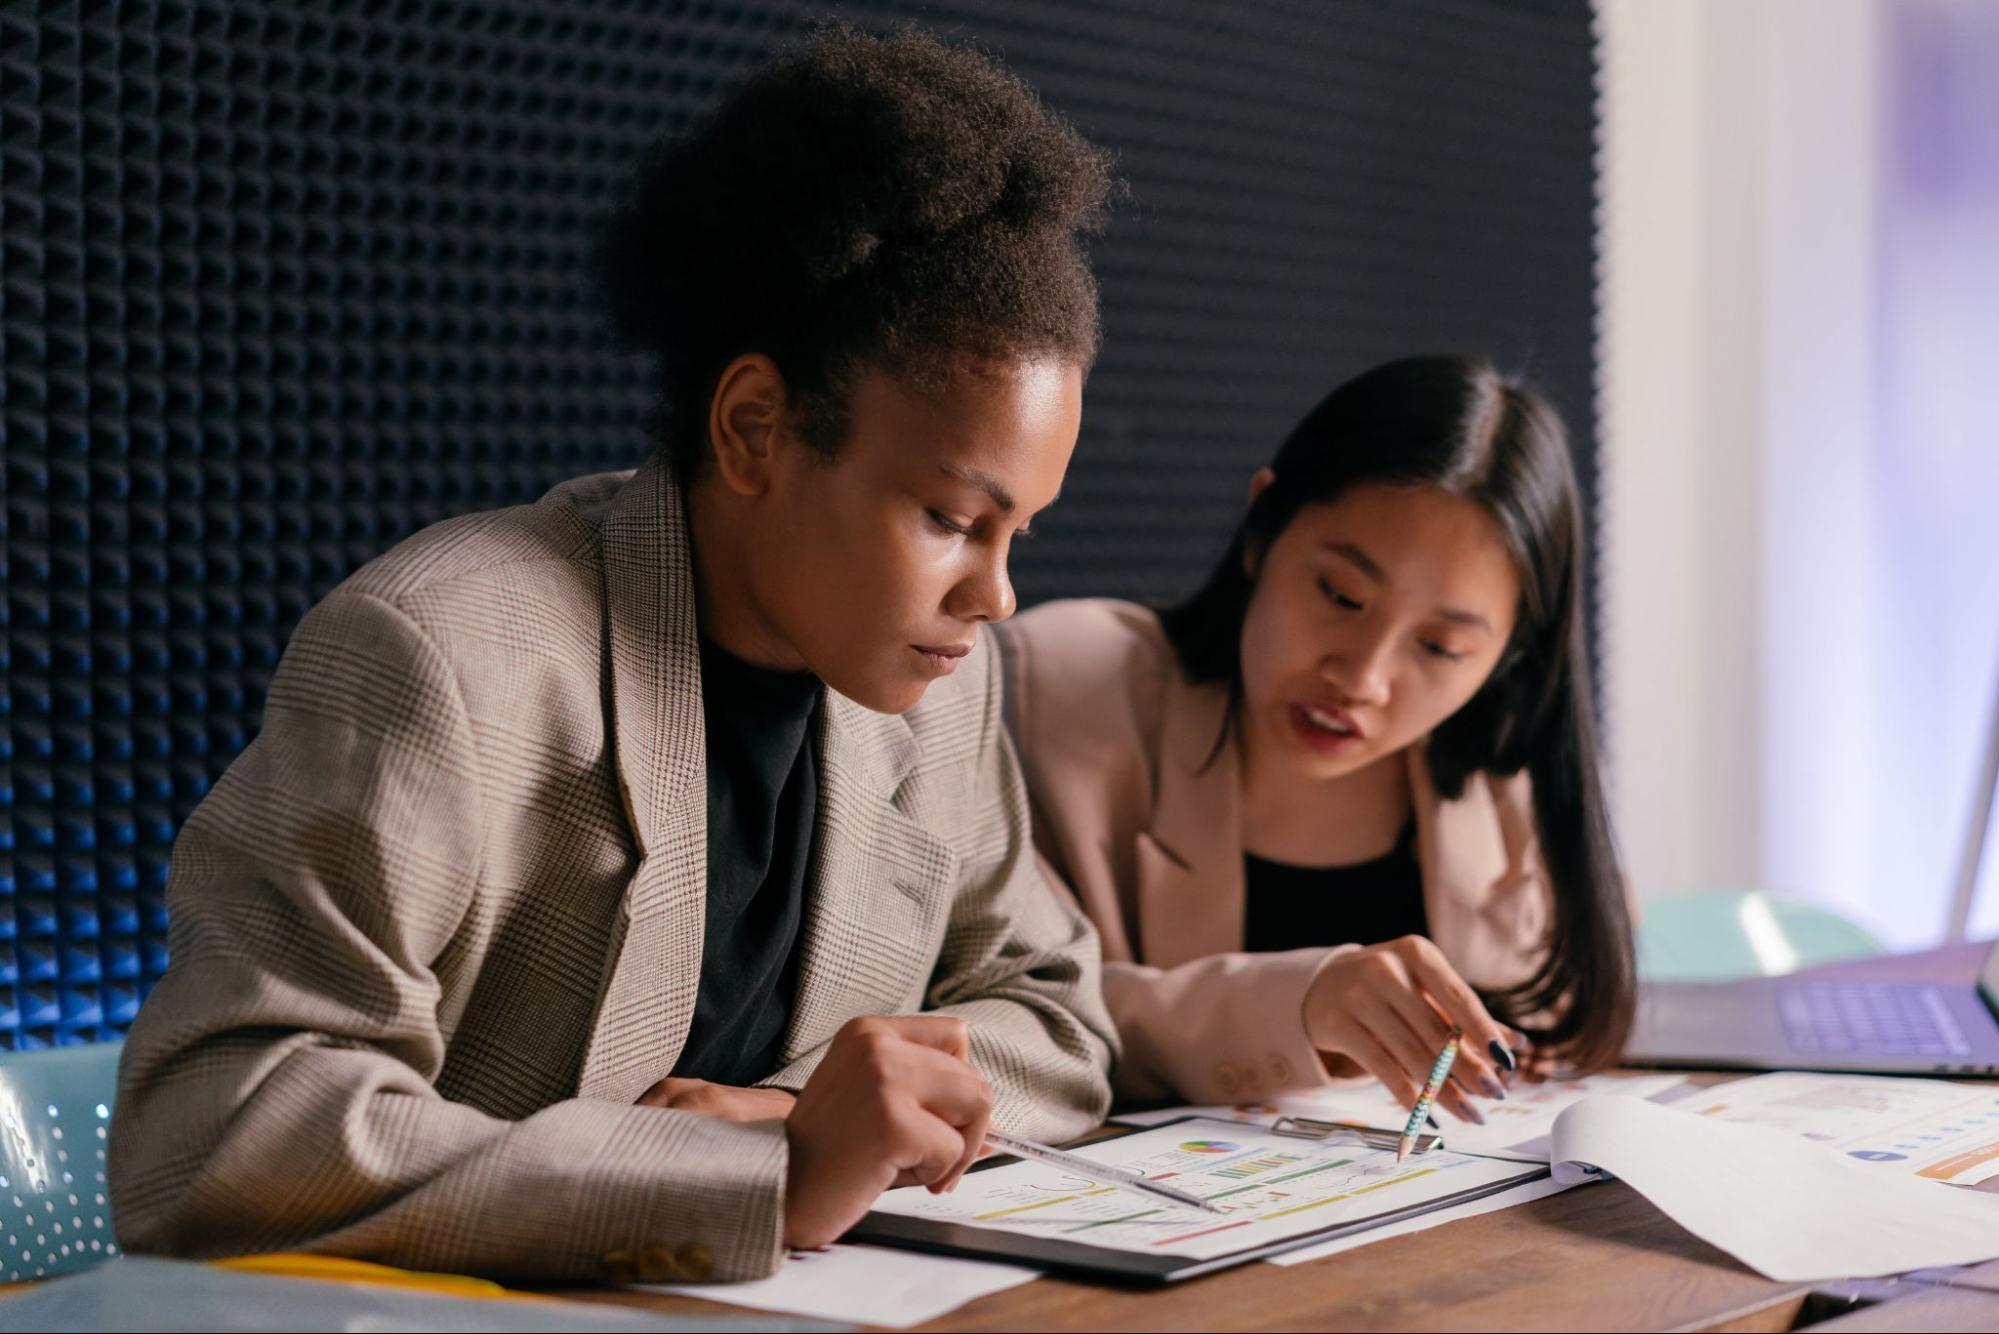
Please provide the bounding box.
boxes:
[996,356,1634,1118]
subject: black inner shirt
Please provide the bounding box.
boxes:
[669,637,821,1086]
[1241,822,1428,953]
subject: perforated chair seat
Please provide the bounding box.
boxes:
[0,1041,122,1282]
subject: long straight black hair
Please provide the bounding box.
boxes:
[1159,355,1635,1070]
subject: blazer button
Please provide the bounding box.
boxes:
[638,1244,682,1282]
[1268,1054,1294,1084]
[601,1249,638,1284]
[675,1242,715,1281]
[1215,1062,1240,1095]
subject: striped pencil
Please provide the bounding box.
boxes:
[1396,1027,1463,1162]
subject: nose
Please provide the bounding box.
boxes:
[1323,627,1393,707]
[944,547,1017,625]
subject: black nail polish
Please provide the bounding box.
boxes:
[1488,1039,1518,1072]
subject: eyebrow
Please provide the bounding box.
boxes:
[940,464,1016,513]
[1325,540,1385,582]
[1324,540,1495,633]
[1437,607,1494,632]
[939,464,1060,518]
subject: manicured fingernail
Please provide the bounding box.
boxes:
[1459,1101,1487,1125]
[1488,1039,1518,1072]
[1480,1075,1507,1101]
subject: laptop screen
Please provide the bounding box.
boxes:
[1983,938,1999,1017]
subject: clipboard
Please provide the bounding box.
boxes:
[847,1116,1548,1283]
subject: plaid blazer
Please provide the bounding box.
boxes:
[107,456,1115,1283]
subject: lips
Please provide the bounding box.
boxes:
[1287,701,1366,755]
[1296,701,1363,740]
[912,641,974,677]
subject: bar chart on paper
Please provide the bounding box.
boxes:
[870,1119,1540,1262]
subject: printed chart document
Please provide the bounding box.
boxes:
[1676,1071,1999,1184]
[1265,1173,1575,1266]
[1546,1094,1999,1281]
[1114,1072,1687,1160]
[855,1117,1542,1281]
[1252,1074,1686,1267]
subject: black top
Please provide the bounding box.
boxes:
[1241,823,1428,954]
[670,637,822,1086]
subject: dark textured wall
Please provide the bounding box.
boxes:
[0,0,1599,1048]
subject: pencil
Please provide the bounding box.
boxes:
[983,1128,1228,1215]
[1396,1027,1463,1162]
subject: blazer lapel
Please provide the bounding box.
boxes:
[576,457,709,1103]
[1409,745,1508,919]
[1136,673,1246,968]
[1408,746,1546,983]
[781,691,958,1059]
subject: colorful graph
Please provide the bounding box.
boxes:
[1178,1140,1238,1153]
[1210,1152,1304,1181]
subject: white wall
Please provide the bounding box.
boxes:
[1597,0,1791,905]
[1869,1,1999,942]
[1596,0,1999,947]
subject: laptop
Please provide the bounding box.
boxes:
[1625,659,1999,1076]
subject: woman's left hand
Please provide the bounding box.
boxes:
[637,1077,799,1123]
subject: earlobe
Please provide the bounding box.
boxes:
[1246,466,1277,507]
[1239,470,1277,579]
[707,353,789,498]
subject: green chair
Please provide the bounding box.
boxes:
[1637,890,1886,982]
[0,1041,124,1282]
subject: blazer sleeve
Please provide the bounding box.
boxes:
[1101,948,1352,1103]
[108,589,791,1282]
[756,637,1118,1142]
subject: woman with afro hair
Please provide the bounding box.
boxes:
[110,27,1119,1281]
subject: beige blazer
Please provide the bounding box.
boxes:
[109,457,1115,1284]
[993,598,1549,1104]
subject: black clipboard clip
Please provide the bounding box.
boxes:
[1269,1116,1444,1155]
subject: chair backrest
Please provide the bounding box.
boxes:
[0,1041,123,1281]
[1636,890,1885,982]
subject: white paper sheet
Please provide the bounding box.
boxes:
[1546,1094,1999,1281]
[1675,1071,1999,1184]
[641,1242,1036,1329]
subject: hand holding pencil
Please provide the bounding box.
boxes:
[1301,934,1528,1125]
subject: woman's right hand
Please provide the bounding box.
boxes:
[1301,935,1523,1122]
[782,1015,994,1250]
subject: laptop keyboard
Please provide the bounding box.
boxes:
[1777,981,1971,1057]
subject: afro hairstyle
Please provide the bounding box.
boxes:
[599,24,1118,474]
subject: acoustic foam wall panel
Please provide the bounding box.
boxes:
[0,1,1598,1048]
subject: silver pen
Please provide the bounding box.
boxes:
[983,1128,1228,1215]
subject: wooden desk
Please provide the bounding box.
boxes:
[558,943,1999,1332]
